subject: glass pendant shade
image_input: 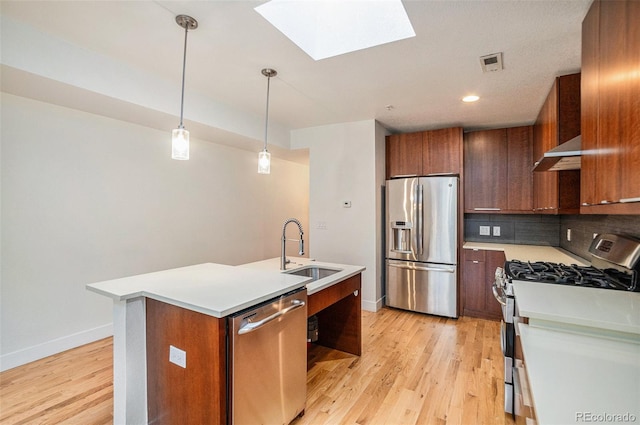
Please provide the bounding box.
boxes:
[258,149,271,174]
[172,128,190,160]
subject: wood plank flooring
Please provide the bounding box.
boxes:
[0,337,113,424]
[0,308,514,425]
[299,308,514,425]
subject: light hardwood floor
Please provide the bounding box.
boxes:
[0,308,514,425]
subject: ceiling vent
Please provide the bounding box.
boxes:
[479,52,503,73]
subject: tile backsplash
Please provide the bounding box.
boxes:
[560,215,640,260]
[464,214,560,246]
[465,214,640,260]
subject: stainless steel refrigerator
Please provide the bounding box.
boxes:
[385,176,458,318]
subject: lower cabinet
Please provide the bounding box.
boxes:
[146,298,227,425]
[462,248,505,320]
[308,273,362,356]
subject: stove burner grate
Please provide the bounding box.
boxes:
[505,260,636,291]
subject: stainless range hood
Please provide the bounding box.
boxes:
[532,135,582,172]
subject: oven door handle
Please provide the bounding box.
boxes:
[500,321,506,354]
[492,282,507,306]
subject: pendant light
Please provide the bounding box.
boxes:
[171,15,198,160]
[258,68,277,174]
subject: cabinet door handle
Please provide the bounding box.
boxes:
[391,174,418,179]
[620,197,640,203]
[473,208,501,211]
[472,260,479,264]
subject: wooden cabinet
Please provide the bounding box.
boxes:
[386,127,463,179]
[580,0,640,214]
[423,127,464,175]
[507,127,534,211]
[308,273,361,356]
[463,126,533,213]
[146,299,226,425]
[464,129,508,212]
[386,132,423,178]
[532,73,581,214]
[462,249,505,320]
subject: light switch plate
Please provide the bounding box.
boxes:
[493,226,501,237]
[479,225,490,236]
[343,201,351,208]
[169,345,186,368]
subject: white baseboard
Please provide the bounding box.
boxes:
[0,323,113,372]
[362,297,384,312]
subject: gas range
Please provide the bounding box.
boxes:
[502,233,640,293]
[494,233,640,416]
[504,260,637,291]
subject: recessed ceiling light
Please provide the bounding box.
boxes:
[462,95,480,103]
[255,0,416,61]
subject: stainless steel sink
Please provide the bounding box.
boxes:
[285,266,342,281]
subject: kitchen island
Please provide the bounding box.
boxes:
[86,258,365,424]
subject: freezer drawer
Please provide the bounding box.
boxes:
[230,288,307,425]
[386,259,457,318]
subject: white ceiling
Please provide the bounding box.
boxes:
[1,0,592,136]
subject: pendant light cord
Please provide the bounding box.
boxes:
[179,24,189,129]
[263,75,271,151]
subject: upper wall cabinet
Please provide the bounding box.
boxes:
[464,126,533,214]
[386,127,463,179]
[423,127,464,176]
[532,73,581,214]
[580,0,640,214]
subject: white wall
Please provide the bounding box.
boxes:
[0,93,309,370]
[291,120,386,311]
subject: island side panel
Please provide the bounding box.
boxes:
[113,298,148,425]
[146,298,227,425]
[308,273,362,356]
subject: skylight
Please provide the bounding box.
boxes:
[255,0,416,61]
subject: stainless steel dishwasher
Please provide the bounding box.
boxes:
[229,287,307,425]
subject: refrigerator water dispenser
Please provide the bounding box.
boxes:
[391,221,413,253]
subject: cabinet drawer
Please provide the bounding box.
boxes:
[464,249,486,262]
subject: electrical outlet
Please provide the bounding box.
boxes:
[169,345,186,368]
[317,221,327,230]
[479,225,490,236]
[567,228,572,241]
[493,226,501,237]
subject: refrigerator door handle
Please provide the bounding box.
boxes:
[417,184,424,255]
[388,262,455,273]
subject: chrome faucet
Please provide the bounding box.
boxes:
[281,218,304,270]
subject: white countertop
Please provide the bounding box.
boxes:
[239,257,366,295]
[87,258,365,317]
[87,262,310,318]
[518,322,640,425]
[463,242,588,265]
[513,280,640,337]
